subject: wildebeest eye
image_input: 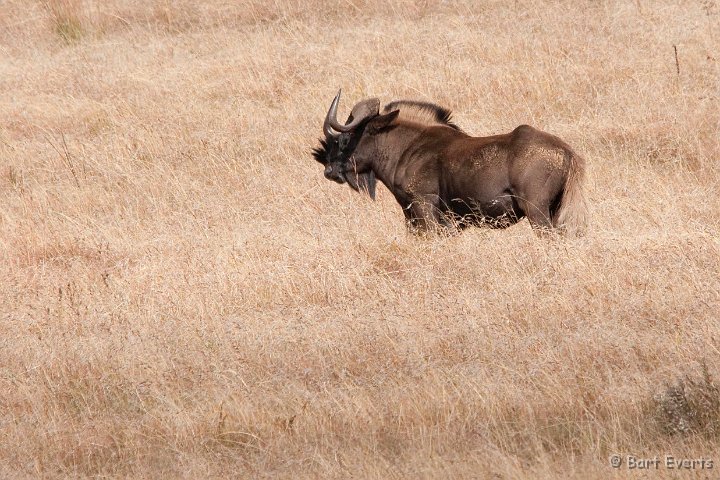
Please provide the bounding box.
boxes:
[338,134,350,150]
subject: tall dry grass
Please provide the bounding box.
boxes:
[1,0,719,478]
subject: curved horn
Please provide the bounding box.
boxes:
[323,90,341,138]
[323,89,365,136]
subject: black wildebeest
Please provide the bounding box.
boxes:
[312,90,587,235]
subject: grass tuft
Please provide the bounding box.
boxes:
[44,0,85,44]
[655,363,720,438]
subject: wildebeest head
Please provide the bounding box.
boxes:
[312,90,390,200]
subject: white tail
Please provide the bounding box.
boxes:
[554,153,588,236]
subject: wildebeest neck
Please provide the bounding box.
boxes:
[369,123,467,188]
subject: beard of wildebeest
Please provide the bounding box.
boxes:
[314,90,588,236]
[311,95,377,199]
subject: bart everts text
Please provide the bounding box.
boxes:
[609,454,713,470]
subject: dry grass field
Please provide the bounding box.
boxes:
[1,0,719,478]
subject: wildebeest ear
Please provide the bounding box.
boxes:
[368,110,400,132]
[349,97,380,122]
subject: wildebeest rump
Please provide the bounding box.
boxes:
[313,90,587,235]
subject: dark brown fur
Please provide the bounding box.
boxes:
[315,99,587,235]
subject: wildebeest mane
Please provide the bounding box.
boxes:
[312,138,329,164]
[382,100,462,131]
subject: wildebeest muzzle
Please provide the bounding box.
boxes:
[324,163,346,184]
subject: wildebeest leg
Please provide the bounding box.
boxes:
[516,165,565,235]
[528,206,553,235]
[518,197,553,235]
[405,195,443,234]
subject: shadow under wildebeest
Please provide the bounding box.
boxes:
[312,90,587,236]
